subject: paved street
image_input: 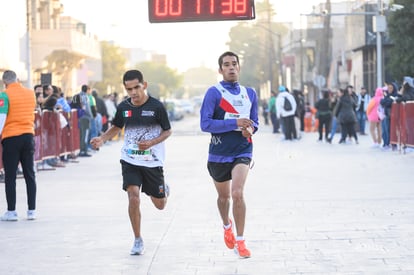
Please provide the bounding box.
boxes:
[1,114,413,275]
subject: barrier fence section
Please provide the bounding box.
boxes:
[0,109,81,171]
[390,101,414,152]
[1,103,412,171]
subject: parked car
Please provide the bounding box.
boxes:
[177,99,195,114]
[164,100,184,121]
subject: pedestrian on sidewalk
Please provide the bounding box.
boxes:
[1,70,37,221]
[315,89,332,142]
[200,51,259,258]
[90,69,171,256]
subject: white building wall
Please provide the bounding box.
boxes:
[0,1,29,85]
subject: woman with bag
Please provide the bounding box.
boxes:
[366,87,384,148]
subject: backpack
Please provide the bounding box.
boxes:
[283,97,292,111]
[377,103,385,121]
[70,93,86,119]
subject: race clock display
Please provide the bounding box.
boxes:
[148,0,256,23]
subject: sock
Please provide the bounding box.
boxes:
[236,236,244,241]
[223,223,231,230]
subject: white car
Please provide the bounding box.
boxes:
[178,100,195,114]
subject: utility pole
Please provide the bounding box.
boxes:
[26,0,32,87]
[375,0,383,87]
[266,0,275,90]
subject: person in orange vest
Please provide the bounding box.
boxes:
[304,102,317,132]
[1,70,37,221]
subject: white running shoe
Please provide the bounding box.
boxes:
[1,211,18,221]
[27,210,36,220]
[130,238,145,255]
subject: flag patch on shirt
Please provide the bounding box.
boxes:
[123,110,132,117]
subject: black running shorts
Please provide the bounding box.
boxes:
[207,157,251,182]
[120,160,166,198]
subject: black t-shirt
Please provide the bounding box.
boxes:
[112,96,171,167]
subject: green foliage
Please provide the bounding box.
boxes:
[45,50,83,93]
[135,61,183,99]
[92,41,126,95]
[226,1,287,91]
[387,0,414,79]
[182,66,218,97]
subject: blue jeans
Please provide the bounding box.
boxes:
[357,110,367,134]
[329,116,338,139]
[95,113,103,135]
[381,117,390,146]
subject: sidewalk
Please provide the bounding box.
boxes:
[0,117,413,275]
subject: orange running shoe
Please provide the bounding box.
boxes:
[234,240,251,258]
[223,219,236,249]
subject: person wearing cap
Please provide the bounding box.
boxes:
[268,90,280,133]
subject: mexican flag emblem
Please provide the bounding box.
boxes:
[123,110,132,117]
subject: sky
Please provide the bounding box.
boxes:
[60,0,349,72]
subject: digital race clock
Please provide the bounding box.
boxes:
[148,0,256,23]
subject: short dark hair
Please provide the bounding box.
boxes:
[81,84,89,92]
[218,51,239,69]
[123,70,144,84]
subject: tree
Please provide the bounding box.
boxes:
[183,66,218,97]
[226,1,288,92]
[92,41,126,95]
[135,61,183,99]
[387,0,414,80]
[45,50,83,93]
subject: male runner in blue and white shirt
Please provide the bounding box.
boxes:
[200,51,259,258]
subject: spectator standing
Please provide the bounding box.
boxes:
[397,76,414,102]
[315,89,332,142]
[380,82,399,150]
[71,85,93,157]
[276,85,297,140]
[327,89,341,143]
[366,87,383,147]
[40,85,65,168]
[55,86,71,113]
[335,87,358,144]
[34,85,43,114]
[1,70,37,221]
[293,89,305,132]
[261,98,269,125]
[268,90,279,133]
[105,93,117,127]
[92,90,108,135]
[356,86,370,135]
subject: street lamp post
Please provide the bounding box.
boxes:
[375,0,384,87]
[301,0,386,89]
[26,0,32,87]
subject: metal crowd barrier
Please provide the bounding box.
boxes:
[390,101,414,153]
[0,109,81,170]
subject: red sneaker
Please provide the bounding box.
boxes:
[234,240,251,258]
[223,219,236,249]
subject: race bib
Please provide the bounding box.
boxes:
[126,144,154,161]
